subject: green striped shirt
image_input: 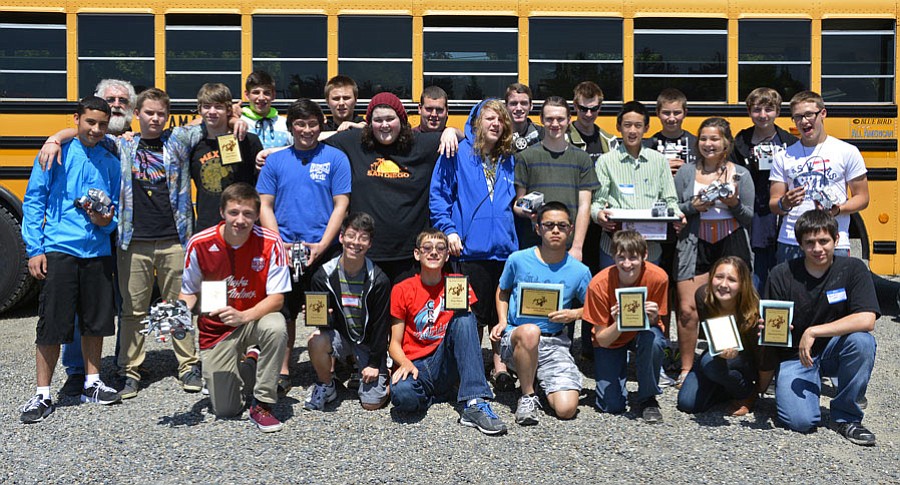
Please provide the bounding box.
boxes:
[590,145,681,221]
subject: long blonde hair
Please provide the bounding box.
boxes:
[704,256,759,334]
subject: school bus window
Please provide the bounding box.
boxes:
[423,16,517,101]
[529,17,623,101]
[738,19,810,101]
[634,18,727,102]
[338,16,412,99]
[822,19,895,103]
[253,15,327,100]
[165,14,241,100]
[0,12,66,99]
[78,14,154,96]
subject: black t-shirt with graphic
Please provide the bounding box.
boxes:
[189,132,262,231]
[645,131,699,165]
[323,115,365,132]
[326,128,441,261]
[132,136,178,240]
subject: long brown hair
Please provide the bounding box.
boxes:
[695,117,734,164]
[704,256,759,334]
[473,99,514,162]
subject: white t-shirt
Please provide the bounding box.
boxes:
[770,136,867,249]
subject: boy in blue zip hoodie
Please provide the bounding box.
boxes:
[429,98,518,391]
[304,212,391,411]
[20,96,123,423]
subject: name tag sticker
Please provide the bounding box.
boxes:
[342,295,361,308]
[826,288,847,304]
[619,184,636,196]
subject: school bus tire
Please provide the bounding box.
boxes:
[0,205,36,314]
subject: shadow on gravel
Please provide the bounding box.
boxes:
[140,349,182,387]
[389,407,427,424]
[156,397,209,427]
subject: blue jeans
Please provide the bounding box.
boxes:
[775,332,876,432]
[776,243,849,264]
[391,313,493,412]
[61,318,84,376]
[593,326,666,413]
[677,351,755,413]
[752,245,777,292]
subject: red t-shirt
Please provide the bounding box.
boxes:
[390,273,476,361]
[182,223,290,349]
[581,262,668,349]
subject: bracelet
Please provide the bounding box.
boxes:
[777,197,788,212]
[44,139,60,146]
[834,205,841,216]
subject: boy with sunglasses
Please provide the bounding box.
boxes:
[567,81,618,162]
[492,202,592,425]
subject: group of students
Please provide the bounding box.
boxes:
[17,72,879,446]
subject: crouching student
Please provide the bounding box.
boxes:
[677,257,771,416]
[492,202,592,425]
[304,212,391,411]
[179,183,290,432]
[581,230,669,423]
[389,229,508,435]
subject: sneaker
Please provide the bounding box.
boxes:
[119,377,140,400]
[81,380,121,405]
[459,399,508,435]
[640,398,663,424]
[277,374,292,397]
[238,354,257,398]
[248,401,284,433]
[20,395,54,423]
[658,369,676,388]
[180,366,203,393]
[835,422,876,446]
[61,373,85,397]
[303,381,337,411]
[514,394,542,426]
[201,382,209,396]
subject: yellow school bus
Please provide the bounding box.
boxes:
[0,0,898,312]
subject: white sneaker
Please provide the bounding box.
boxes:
[659,369,676,388]
[514,394,542,426]
[303,381,337,411]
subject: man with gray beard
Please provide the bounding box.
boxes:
[58,79,136,395]
[95,79,136,136]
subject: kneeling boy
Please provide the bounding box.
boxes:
[492,202,591,425]
[582,230,669,423]
[304,212,391,411]
[389,229,507,435]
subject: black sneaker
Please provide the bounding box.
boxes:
[20,395,54,423]
[61,373,85,397]
[239,354,257,399]
[180,366,203,393]
[119,377,140,400]
[640,398,663,424]
[277,374,292,397]
[835,422,876,446]
[81,380,122,405]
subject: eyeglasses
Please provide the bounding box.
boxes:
[576,104,601,113]
[791,110,822,123]
[105,96,130,106]
[418,244,448,253]
[540,222,571,231]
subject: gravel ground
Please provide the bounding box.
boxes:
[1,302,898,484]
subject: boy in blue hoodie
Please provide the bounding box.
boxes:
[430,98,519,391]
[20,96,123,423]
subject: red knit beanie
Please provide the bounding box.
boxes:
[366,92,408,125]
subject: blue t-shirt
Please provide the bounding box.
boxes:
[499,247,591,334]
[256,143,351,244]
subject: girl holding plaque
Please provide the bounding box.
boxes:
[676,257,770,416]
[673,118,754,384]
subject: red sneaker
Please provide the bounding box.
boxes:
[249,402,283,433]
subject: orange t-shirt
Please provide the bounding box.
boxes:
[582,262,668,349]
